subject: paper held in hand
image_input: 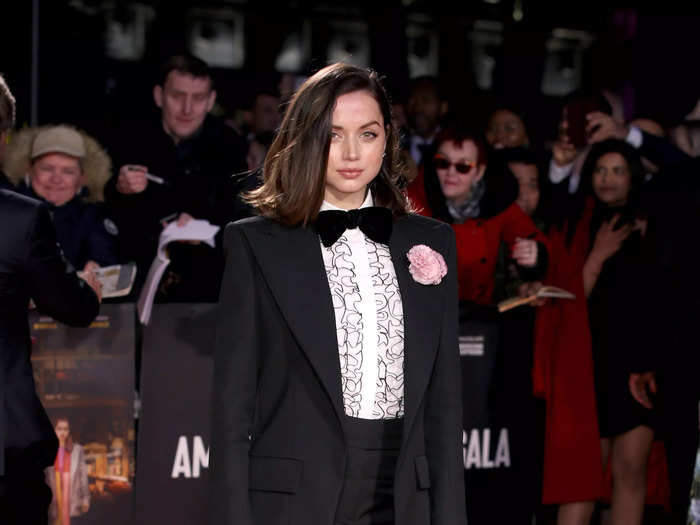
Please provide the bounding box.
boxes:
[497,285,575,313]
[136,219,220,325]
[90,263,137,298]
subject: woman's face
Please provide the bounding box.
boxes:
[325,90,386,209]
[592,152,631,207]
[29,153,84,206]
[485,109,528,149]
[55,420,70,444]
[435,139,486,205]
[509,162,540,216]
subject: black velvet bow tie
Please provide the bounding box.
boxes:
[315,207,393,247]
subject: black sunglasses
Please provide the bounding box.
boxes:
[433,155,477,175]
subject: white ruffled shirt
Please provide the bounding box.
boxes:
[319,192,405,419]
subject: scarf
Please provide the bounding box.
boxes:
[446,179,486,223]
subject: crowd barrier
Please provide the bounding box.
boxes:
[32,303,543,524]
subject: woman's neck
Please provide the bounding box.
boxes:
[447,191,472,208]
[323,187,369,210]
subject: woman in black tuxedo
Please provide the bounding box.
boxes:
[210,63,466,525]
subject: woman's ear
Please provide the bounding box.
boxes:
[475,164,486,182]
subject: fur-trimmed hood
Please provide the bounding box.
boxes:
[3,125,112,202]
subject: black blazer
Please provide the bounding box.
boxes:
[0,189,99,475]
[210,213,467,525]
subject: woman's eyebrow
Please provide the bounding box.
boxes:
[332,120,382,130]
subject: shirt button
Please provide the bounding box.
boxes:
[480,257,486,264]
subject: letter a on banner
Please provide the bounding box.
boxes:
[495,428,511,468]
[172,436,192,478]
[464,429,481,469]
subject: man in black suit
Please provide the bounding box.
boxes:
[0,75,101,525]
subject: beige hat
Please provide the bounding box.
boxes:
[31,125,86,159]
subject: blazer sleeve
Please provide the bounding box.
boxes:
[209,223,259,525]
[23,203,99,327]
[638,130,691,169]
[425,225,468,525]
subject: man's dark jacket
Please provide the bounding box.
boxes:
[0,189,99,474]
[104,114,255,302]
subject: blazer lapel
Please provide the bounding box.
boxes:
[243,223,346,424]
[390,217,443,446]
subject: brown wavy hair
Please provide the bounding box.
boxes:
[246,62,410,226]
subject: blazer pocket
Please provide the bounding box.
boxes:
[414,455,431,490]
[249,455,302,494]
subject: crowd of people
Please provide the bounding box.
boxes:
[1,49,699,525]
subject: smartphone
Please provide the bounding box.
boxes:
[565,94,610,148]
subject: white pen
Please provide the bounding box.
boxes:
[126,165,165,185]
[145,173,165,185]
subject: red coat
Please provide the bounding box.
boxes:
[532,200,605,504]
[407,170,547,302]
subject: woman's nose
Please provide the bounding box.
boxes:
[343,138,359,160]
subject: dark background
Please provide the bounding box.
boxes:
[1,2,698,163]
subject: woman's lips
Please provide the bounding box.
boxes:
[337,169,363,179]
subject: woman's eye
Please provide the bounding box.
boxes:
[362,131,378,139]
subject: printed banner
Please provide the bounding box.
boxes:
[133,304,217,524]
[460,306,541,524]
[30,303,136,524]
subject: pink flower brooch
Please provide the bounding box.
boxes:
[406,245,447,285]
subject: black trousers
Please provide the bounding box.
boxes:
[335,416,403,525]
[0,448,53,525]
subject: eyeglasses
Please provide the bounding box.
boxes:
[433,155,477,175]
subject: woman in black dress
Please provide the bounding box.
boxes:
[580,139,653,525]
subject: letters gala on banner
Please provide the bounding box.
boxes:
[463,428,511,470]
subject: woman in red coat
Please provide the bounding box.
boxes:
[407,126,548,305]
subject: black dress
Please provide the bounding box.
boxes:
[587,216,654,438]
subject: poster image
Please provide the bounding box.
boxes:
[30,304,135,524]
